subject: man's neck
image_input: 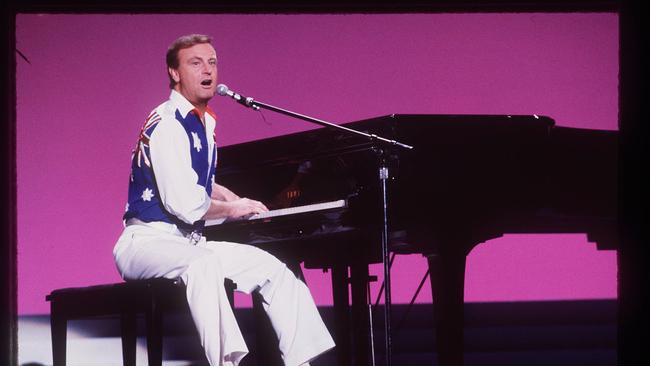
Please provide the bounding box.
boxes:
[174,87,208,118]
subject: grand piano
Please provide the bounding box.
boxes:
[204,114,618,366]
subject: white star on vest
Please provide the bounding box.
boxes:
[192,132,202,152]
[141,188,154,202]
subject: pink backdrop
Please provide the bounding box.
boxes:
[16,13,618,314]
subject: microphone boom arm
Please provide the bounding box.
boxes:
[216,83,412,150]
[250,99,413,150]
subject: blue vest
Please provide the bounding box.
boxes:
[123,107,217,232]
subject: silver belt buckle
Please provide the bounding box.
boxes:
[188,230,202,245]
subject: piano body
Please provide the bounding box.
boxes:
[204,114,618,366]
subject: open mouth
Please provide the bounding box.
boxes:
[201,79,213,87]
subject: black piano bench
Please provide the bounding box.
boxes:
[46,277,236,366]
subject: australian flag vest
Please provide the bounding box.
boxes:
[123,96,217,235]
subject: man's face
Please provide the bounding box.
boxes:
[169,43,218,106]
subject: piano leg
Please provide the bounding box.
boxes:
[350,262,372,366]
[330,262,374,366]
[426,248,467,366]
[331,264,352,366]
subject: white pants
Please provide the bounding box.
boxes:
[113,222,335,366]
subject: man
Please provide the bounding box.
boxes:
[113,34,335,366]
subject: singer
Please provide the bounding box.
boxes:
[112,34,334,366]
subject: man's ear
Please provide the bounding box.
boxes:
[168,67,180,83]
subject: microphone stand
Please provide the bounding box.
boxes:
[231,91,412,366]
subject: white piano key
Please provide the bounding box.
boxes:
[205,199,347,227]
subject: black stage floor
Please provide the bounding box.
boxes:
[20,299,617,366]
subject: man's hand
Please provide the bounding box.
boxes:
[202,196,268,221]
[224,198,269,219]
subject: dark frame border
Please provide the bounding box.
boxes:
[8,0,619,13]
[5,2,646,366]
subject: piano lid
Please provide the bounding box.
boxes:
[215,114,555,172]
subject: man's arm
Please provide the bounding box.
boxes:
[203,182,268,220]
[211,182,239,202]
[150,119,212,225]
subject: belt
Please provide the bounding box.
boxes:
[125,218,203,245]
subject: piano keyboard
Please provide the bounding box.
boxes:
[205,199,347,227]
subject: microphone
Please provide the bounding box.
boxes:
[216,84,259,110]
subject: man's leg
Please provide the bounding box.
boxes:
[114,225,248,366]
[200,240,335,366]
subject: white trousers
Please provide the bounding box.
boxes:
[113,222,335,366]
